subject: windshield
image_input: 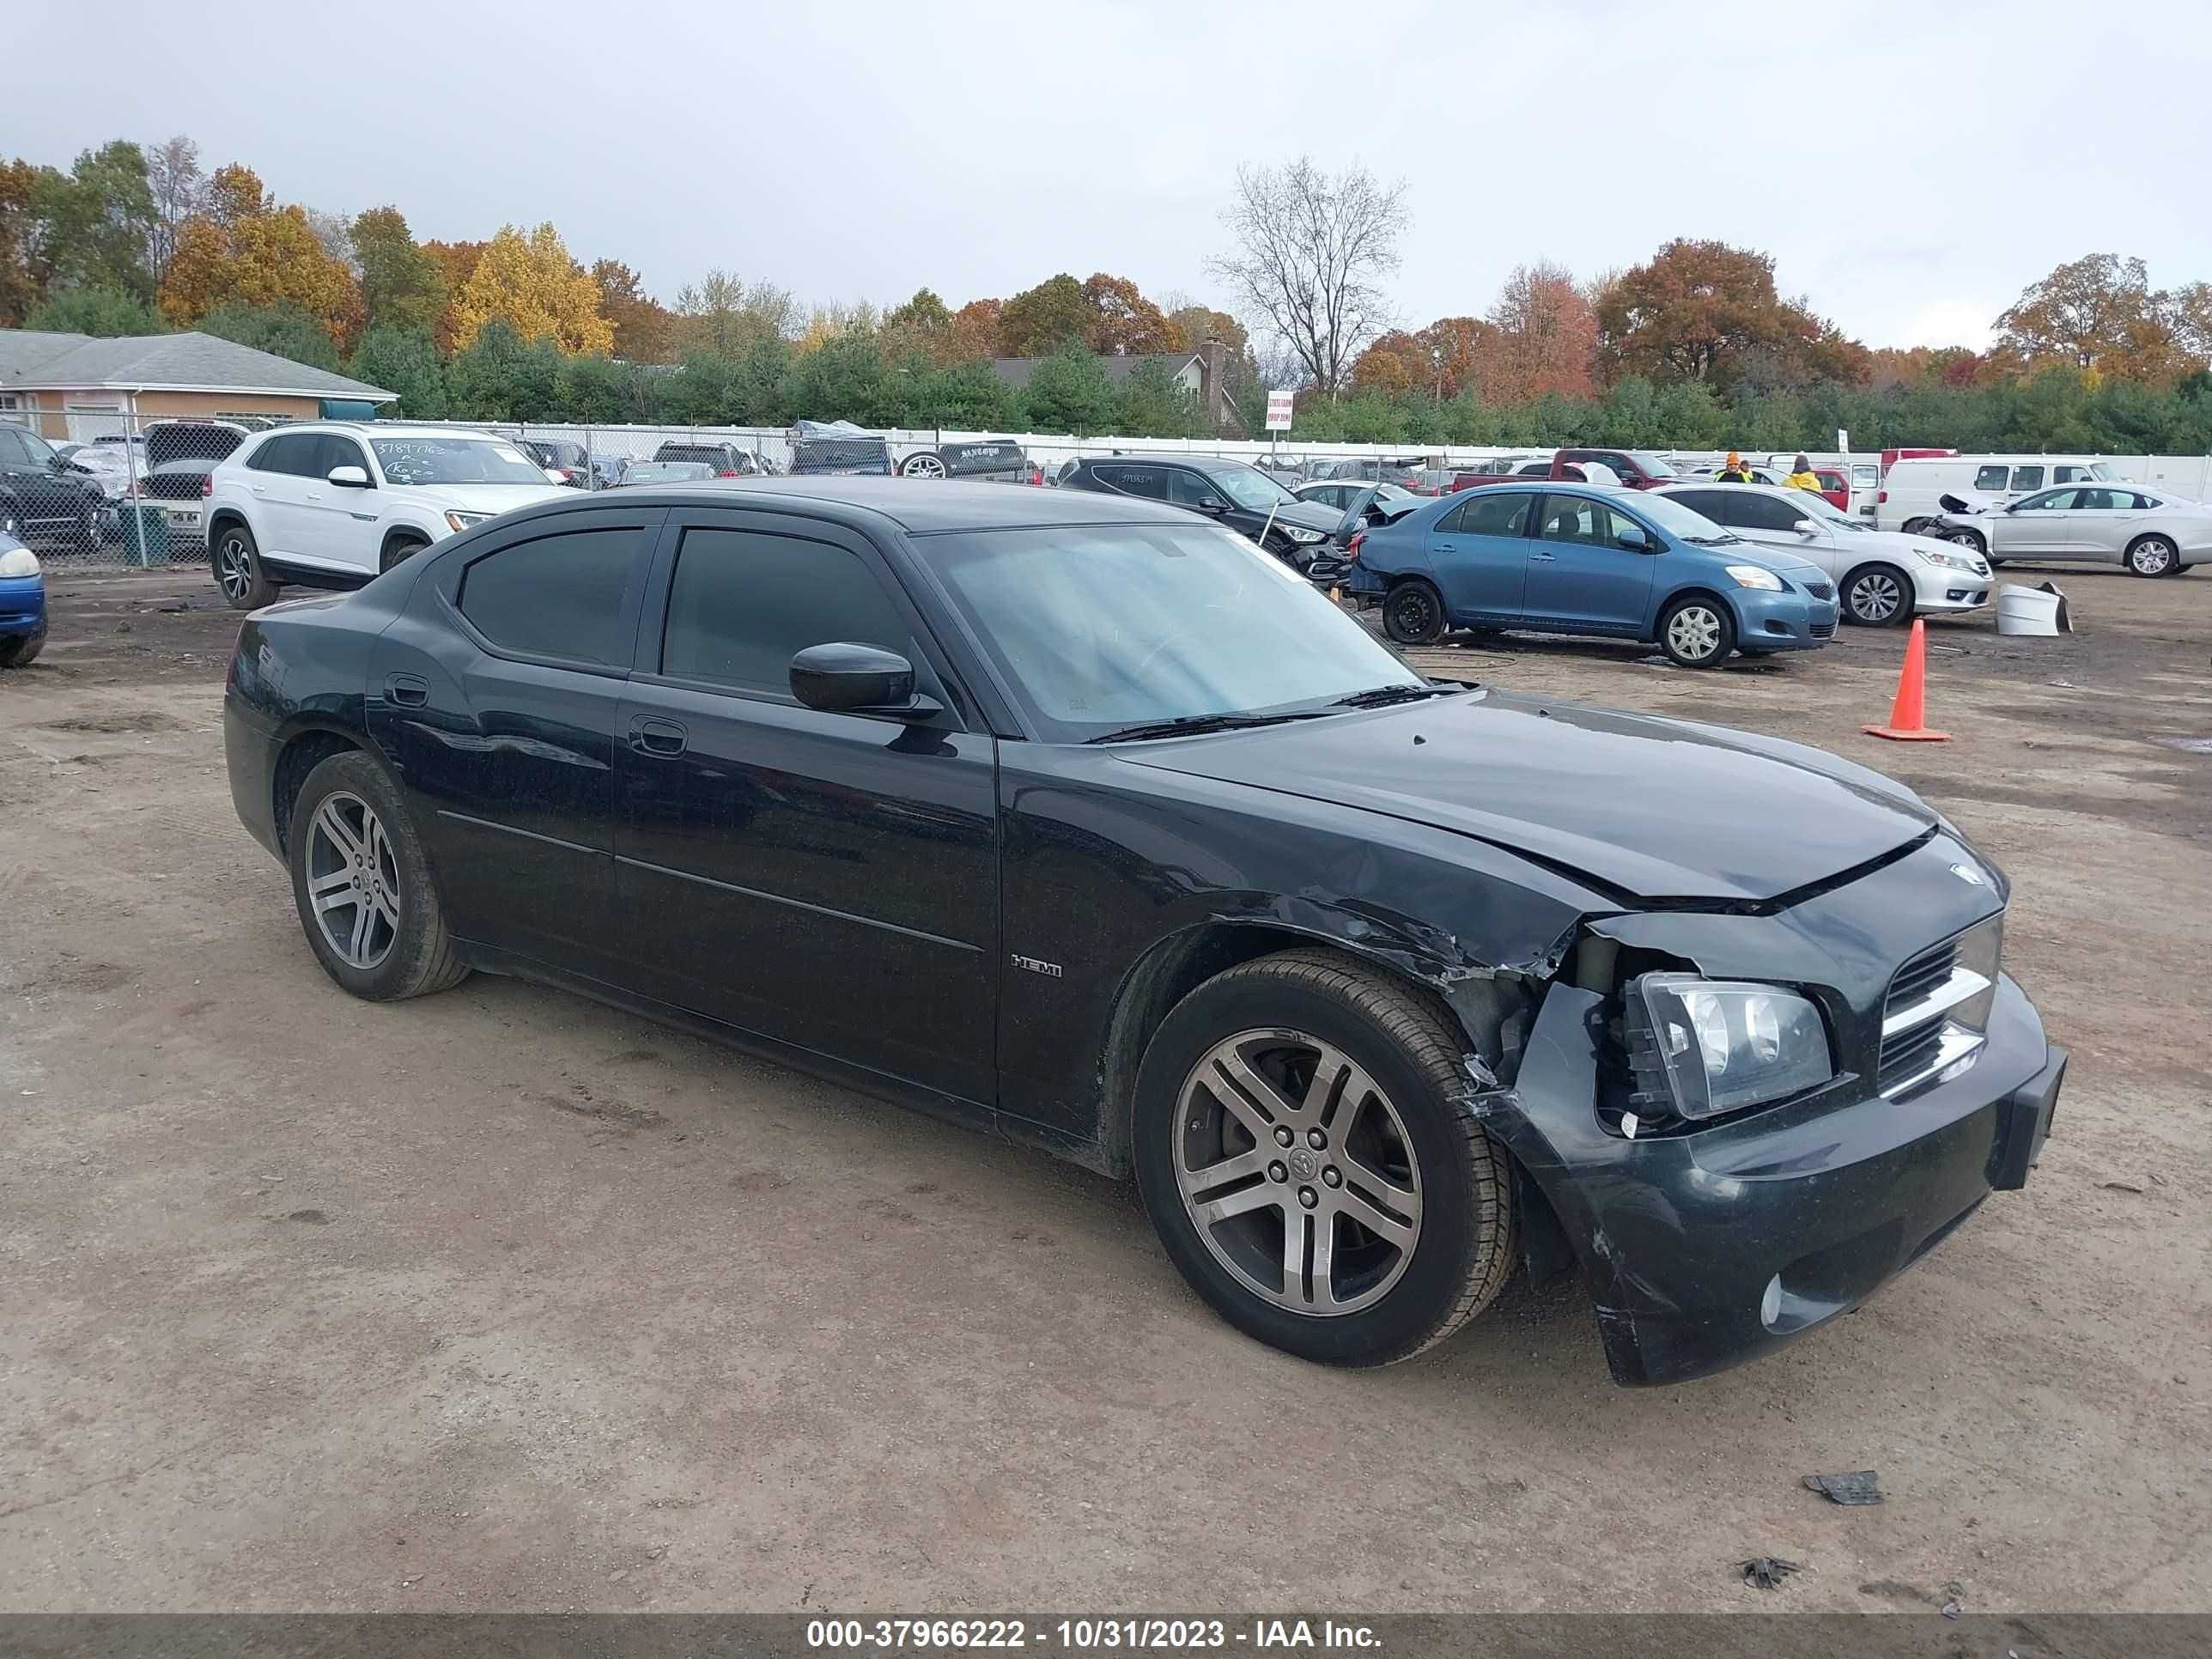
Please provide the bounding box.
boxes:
[370,436,552,486]
[1205,463,1297,513]
[1791,489,1855,524]
[622,462,715,483]
[925,524,1420,741]
[1627,491,1735,542]
[1624,452,1678,479]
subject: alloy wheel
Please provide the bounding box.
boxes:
[1849,570,1904,623]
[1666,605,1723,662]
[1173,1029,1423,1316]
[306,791,401,969]
[900,453,948,479]
[216,535,253,603]
[1948,531,1983,551]
[2130,538,2175,575]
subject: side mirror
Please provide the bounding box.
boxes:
[1614,526,1654,553]
[327,465,371,489]
[1193,498,1227,515]
[1792,519,1819,536]
[544,467,568,484]
[790,642,941,722]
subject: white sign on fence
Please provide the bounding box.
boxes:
[1837,428,1850,454]
[1266,391,1294,432]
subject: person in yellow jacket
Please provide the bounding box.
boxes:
[1784,453,1822,491]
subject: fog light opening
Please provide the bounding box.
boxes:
[1759,1273,1784,1329]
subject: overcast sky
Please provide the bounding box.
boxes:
[10,0,2209,354]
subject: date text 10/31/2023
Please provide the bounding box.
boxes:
[805,1619,1382,1650]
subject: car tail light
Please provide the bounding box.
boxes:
[201,476,213,497]
[1346,532,1364,562]
[717,469,742,477]
[1877,489,1888,503]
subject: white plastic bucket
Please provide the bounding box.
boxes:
[1996,584,2063,636]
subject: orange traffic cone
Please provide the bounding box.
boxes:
[1863,618,1951,742]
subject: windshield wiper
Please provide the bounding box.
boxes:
[1330,682,1468,709]
[1086,711,1324,744]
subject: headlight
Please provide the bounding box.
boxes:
[444,511,491,532]
[1917,544,1979,573]
[1723,564,1784,591]
[0,546,40,579]
[1284,526,1324,544]
[1626,974,1834,1121]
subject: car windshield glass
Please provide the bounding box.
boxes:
[1629,491,1733,542]
[925,524,1420,741]
[1204,464,1297,512]
[623,463,714,483]
[370,436,550,486]
[1625,452,1678,479]
[1790,489,1853,524]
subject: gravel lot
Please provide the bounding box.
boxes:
[2,562,2206,1613]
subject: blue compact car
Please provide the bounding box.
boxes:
[1348,483,1839,666]
[0,531,46,669]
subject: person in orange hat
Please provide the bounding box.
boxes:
[1717,451,1752,483]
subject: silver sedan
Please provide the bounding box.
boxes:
[1931,485,2212,577]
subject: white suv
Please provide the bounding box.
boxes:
[205,423,569,609]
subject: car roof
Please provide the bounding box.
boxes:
[500,477,1204,535]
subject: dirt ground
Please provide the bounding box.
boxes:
[2,562,2207,1615]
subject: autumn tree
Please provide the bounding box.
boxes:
[1596,239,1860,391]
[948,297,1005,361]
[1208,157,1408,397]
[591,258,675,362]
[997,274,1093,356]
[31,142,157,299]
[672,268,794,356]
[1079,273,1179,354]
[352,207,447,333]
[421,237,487,350]
[0,159,43,325]
[158,164,363,348]
[1166,303,1247,356]
[2171,282,2212,369]
[1992,254,2187,382]
[1486,262,1598,401]
[882,287,960,366]
[447,223,611,356]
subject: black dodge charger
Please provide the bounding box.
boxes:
[222,479,2064,1383]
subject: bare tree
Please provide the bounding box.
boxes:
[304,208,358,275]
[144,134,206,280]
[1206,157,1408,398]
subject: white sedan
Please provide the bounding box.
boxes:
[1929,484,2212,578]
[1654,482,1991,626]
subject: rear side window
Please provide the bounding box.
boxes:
[1103,465,1165,500]
[458,527,641,665]
[1972,465,2010,491]
[2010,465,2045,490]
[247,433,311,475]
[1668,489,1736,526]
[659,527,912,696]
[1735,493,1813,532]
[1443,491,1533,538]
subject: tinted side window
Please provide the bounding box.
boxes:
[1972,465,2010,491]
[244,435,289,473]
[660,527,912,696]
[2010,465,2045,490]
[1735,493,1811,532]
[1534,495,1615,547]
[1164,470,1218,508]
[322,436,370,477]
[458,527,641,665]
[1669,489,1736,526]
[0,427,27,464]
[1446,491,1532,538]
[1101,465,1165,500]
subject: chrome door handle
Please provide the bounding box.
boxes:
[629,716,688,757]
[1530,551,1557,562]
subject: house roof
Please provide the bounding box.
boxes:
[0,330,395,402]
[988,352,1199,392]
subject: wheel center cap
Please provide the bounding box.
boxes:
[1287,1148,1321,1182]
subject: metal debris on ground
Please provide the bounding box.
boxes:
[1741,1556,1802,1590]
[2101,1180,2146,1194]
[2153,737,2212,754]
[1942,1581,1966,1619]
[1803,1469,1884,1505]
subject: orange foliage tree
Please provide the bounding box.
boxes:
[156,164,363,349]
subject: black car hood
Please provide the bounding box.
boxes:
[1118,690,1939,904]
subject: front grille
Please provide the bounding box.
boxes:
[1887,939,1960,1014]
[1810,621,1835,639]
[1806,580,1835,599]
[1879,1018,1948,1085]
[1878,936,1974,1089]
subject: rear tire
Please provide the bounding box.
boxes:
[1132,950,1516,1366]
[213,523,279,610]
[2125,535,2178,577]
[286,750,470,1002]
[1656,594,1736,667]
[1383,578,1446,645]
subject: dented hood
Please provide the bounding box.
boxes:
[1119,690,1938,903]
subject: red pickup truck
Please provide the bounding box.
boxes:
[1459,447,1683,491]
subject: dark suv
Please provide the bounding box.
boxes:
[0,423,110,551]
[1058,453,1351,584]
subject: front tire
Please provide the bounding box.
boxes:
[380,535,428,574]
[286,750,469,1002]
[1382,578,1446,645]
[2126,535,2178,577]
[1133,950,1517,1366]
[1842,563,1912,627]
[213,523,279,609]
[0,627,45,669]
[1657,594,1736,667]
[898,450,948,479]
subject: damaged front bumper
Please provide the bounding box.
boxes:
[1479,833,2066,1385]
